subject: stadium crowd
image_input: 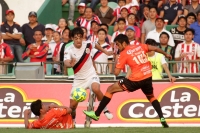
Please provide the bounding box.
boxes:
[0,0,200,79]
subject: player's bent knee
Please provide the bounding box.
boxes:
[107,85,115,94]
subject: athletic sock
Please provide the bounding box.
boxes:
[151,100,164,118]
[95,92,112,116]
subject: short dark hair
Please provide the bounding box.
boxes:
[97,28,107,34]
[117,17,126,23]
[62,27,71,38]
[100,23,109,30]
[149,6,158,13]
[118,0,126,3]
[196,10,200,16]
[34,30,42,35]
[71,27,84,37]
[186,12,196,21]
[185,28,195,35]
[159,32,169,39]
[31,99,42,116]
[145,39,158,46]
[53,31,61,36]
[114,34,129,45]
[143,5,150,10]
[84,7,93,13]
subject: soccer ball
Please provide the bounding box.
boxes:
[72,87,87,102]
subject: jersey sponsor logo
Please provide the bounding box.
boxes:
[117,85,200,122]
[0,85,61,123]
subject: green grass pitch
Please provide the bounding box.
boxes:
[1,127,200,133]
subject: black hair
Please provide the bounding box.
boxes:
[117,17,126,23]
[84,7,93,14]
[114,34,129,44]
[149,6,158,14]
[196,10,200,16]
[34,30,42,34]
[159,32,169,39]
[184,28,195,35]
[30,99,42,116]
[118,0,126,3]
[143,5,150,10]
[71,27,84,37]
[53,31,61,36]
[186,12,197,21]
[81,26,88,33]
[62,27,71,38]
[145,39,158,46]
[128,13,139,23]
[100,23,109,30]
[97,28,107,34]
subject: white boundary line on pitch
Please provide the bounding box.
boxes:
[0,124,200,128]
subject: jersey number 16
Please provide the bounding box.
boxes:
[132,52,148,65]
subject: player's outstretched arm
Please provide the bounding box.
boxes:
[148,45,172,60]
[24,109,31,129]
[162,63,176,83]
[94,43,113,56]
[48,103,72,114]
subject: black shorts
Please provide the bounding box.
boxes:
[118,77,153,95]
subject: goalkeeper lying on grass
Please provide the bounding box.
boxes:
[24,99,74,129]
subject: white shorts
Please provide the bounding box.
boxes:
[69,74,100,99]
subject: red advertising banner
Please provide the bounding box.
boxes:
[0,82,200,127]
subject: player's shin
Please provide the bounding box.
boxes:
[95,92,113,116]
[71,109,76,127]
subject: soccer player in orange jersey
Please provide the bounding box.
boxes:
[24,99,73,129]
[83,34,172,128]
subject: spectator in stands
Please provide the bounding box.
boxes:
[81,27,88,41]
[125,26,138,45]
[146,17,175,47]
[42,24,56,62]
[53,31,64,74]
[141,6,157,44]
[92,28,113,74]
[111,18,126,48]
[175,28,200,73]
[1,10,23,62]
[184,0,200,16]
[113,6,129,31]
[186,12,196,28]
[190,11,200,44]
[60,28,73,75]
[74,3,86,26]
[95,0,114,24]
[160,0,183,25]
[88,20,100,43]
[146,39,176,81]
[158,32,175,72]
[129,4,139,15]
[109,0,126,26]
[67,0,78,26]
[138,1,152,21]
[0,32,14,74]
[126,0,139,7]
[127,13,141,41]
[100,23,112,44]
[170,15,187,48]
[76,7,101,36]
[79,0,100,12]
[21,11,45,47]
[22,30,49,72]
[55,18,68,35]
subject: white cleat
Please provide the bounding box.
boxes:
[104,110,113,120]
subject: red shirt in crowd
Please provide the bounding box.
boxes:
[0,42,14,59]
[22,43,49,62]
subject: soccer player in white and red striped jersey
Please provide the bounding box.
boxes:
[76,7,101,36]
[92,28,113,74]
[109,0,126,26]
[64,27,113,127]
[175,28,200,73]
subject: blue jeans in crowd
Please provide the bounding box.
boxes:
[9,44,23,62]
[68,0,78,21]
[80,0,100,11]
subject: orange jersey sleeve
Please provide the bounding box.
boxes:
[28,120,41,129]
[115,52,127,69]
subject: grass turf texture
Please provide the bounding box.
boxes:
[1,127,200,133]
